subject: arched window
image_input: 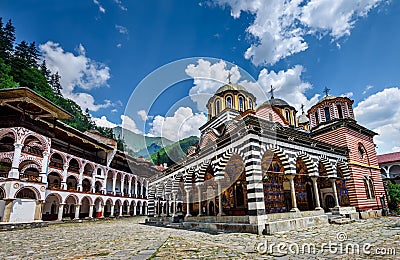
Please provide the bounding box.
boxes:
[285,110,291,123]
[324,107,331,121]
[215,99,221,114]
[368,178,376,199]
[248,99,253,109]
[315,111,319,124]
[238,96,244,111]
[337,104,343,119]
[358,145,365,159]
[268,113,273,122]
[363,177,371,199]
[226,95,232,109]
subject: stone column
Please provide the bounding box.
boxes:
[34,200,43,221]
[2,199,15,222]
[89,204,94,218]
[216,179,224,216]
[57,204,65,221]
[40,152,50,184]
[128,179,132,197]
[112,176,116,195]
[185,188,191,217]
[110,204,115,217]
[74,204,80,219]
[119,204,123,216]
[120,177,125,196]
[134,179,138,197]
[8,143,24,179]
[77,169,83,192]
[166,196,170,217]
[101,204,105,218]
[140,182,144,198]
[61,164,68,190]
[330,178,340,208]
[139,204,143,215]
[197,184,203,216]
[311,176,322,210]
[172,192,177,216]
[287,175,299,212]
[133,203,137,215]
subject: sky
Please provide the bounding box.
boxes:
[1,0,399,154]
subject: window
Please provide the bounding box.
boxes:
[269,113,273,122]
[337,104,343,119]
[358,145,365,159]
[315,112,319,124]
[215,99,221,114]
[238,96,244,111]
[226,95,232,109]
[285,110,291,123]
[324,107,331,121]
[364,177,371,199]
[248,99,253,109]
[368,178,376,199]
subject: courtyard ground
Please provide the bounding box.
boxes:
[0,216,399,259]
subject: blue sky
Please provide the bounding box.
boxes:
[1,0,399,154]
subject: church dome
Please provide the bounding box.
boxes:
[265,98,290,108]
[297,113,309,124]
[215,83,248,94]
[317,94,337,104]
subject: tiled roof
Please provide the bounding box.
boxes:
[377,152,400,164]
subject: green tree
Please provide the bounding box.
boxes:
[387,182,400,213]
[0,19,15,61]
[50,71,62,96]
[0,58,18,89]
[39,59,51,81]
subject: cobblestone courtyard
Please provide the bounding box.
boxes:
[1,217,399,259]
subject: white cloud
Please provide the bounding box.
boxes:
[121,115,142,134]
[354,87,400,154]
[363,85,374,95]
[185,59,318,112]
[113,0,128,11]
[186,59,241,110]
[214,0,386,65]
[148,107,207,141]
[93,0,106,13]
[116,43,122,48]
[137,110,153,121]
[93,115,118,128]
[39,41,111,112]
[115,25,128,35]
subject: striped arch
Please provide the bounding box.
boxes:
[0,154,13,163]
[0,186,6,199]
[67,157,83,169]
[296,152,318,176]
[20,163,40,173]
[199,130,218,150]
[184,166,197,187]
[80,195,93,205]
[94,197,104,206]
[165,178,173,194]
[216,147,240,177]
[14,186,41,200]
[262,144,292,173]
[21,132,50,151]
[45,192,62,204]
[49,151,67,164]
[336,159,351,179]
[196,159,211,183]
[318,155,335,177]
[172,172,184,193]
[19,156,42,169]
[64,194,79,204]
[0,128,17,141]
[156,184,164,198]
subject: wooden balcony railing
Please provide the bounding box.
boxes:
[19,173,42,183]
[0,144,14,152]
[22,145,43,157]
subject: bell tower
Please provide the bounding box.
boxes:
[308,90,385,211]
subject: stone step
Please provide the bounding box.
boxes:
[329,217,355,225]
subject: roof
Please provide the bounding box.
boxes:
[377,152,400,164]
[0,87,73,120]
[263,98,296,110]
[215,83,248,94]
[298,113,309,124]
[317,95,337,104]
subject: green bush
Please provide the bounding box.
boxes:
[387,182,400,214]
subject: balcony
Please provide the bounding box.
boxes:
[49,161,64,170]
[0,144,14,152]
[22,145,43,157]
[19,173,42,183]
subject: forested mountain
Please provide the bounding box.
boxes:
[150,136,199,166]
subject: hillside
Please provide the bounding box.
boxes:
[151,136,199,166]
[113,126,174,157]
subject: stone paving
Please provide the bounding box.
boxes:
[0,216,399,259]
